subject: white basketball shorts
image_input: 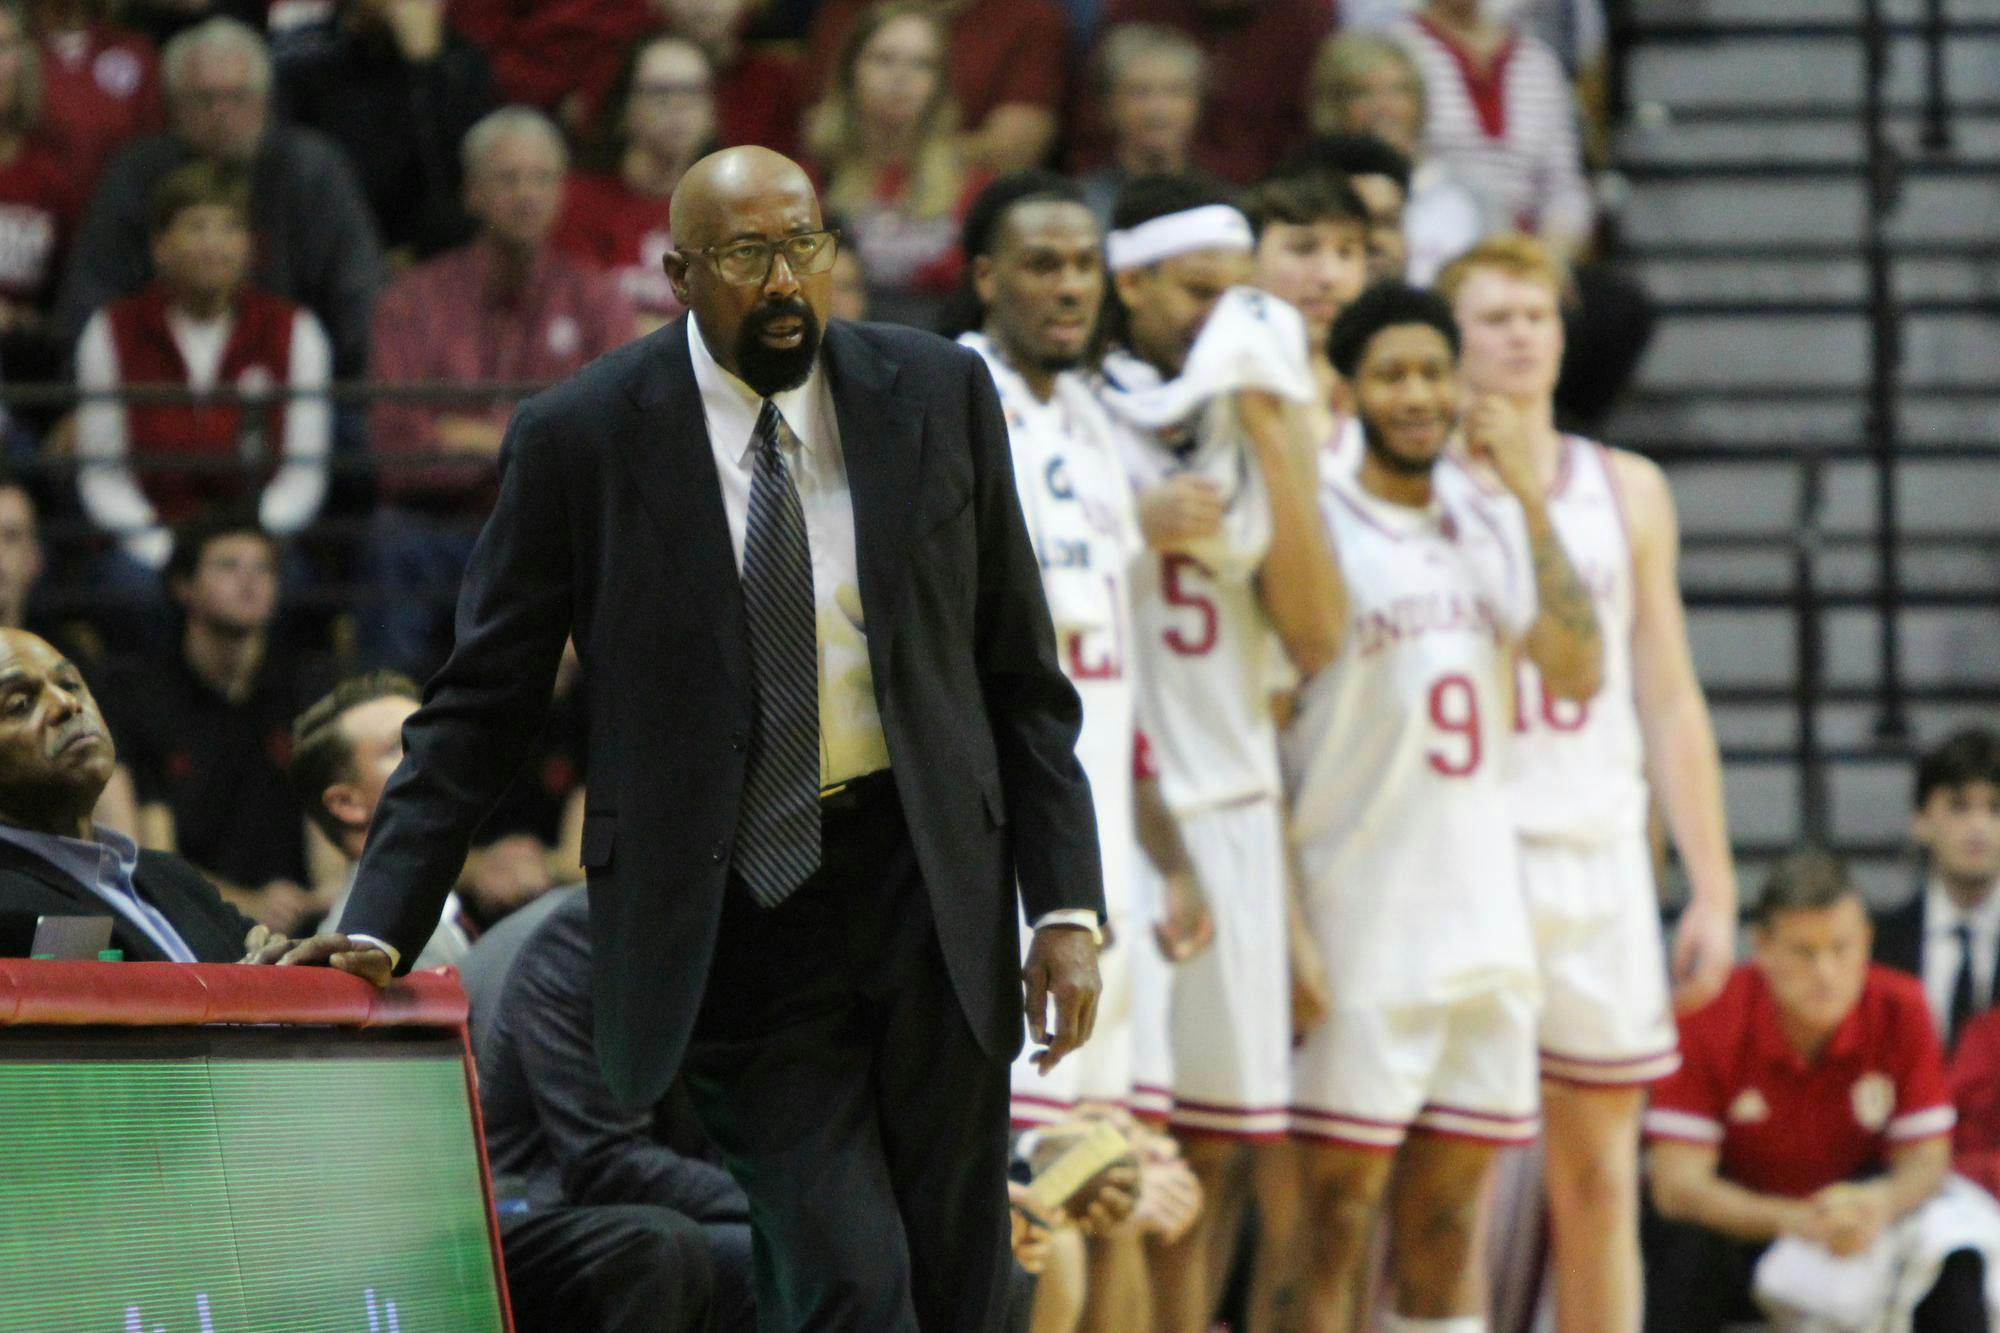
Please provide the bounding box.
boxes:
[1164,796,1291,1139]
[1291,983,1541,1150]
[1522,831,1681,1086]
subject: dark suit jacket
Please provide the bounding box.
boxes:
[0,838,255,962]
[343,316,1105,1107]
[1874,890,2000,1014]
[464,887,746,1221]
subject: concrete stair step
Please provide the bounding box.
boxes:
[1657,457,2000,537]
[1687,604,2000,689]
[1628,0,2000,25]
[1637,312,2000,389]
[1625,36,2000,111]
[1606,394,2000,448]
[1616,114,2000,166]
[1627,254,2000,306]
[1620,176,1996,245]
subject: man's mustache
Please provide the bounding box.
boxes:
[745,300,814,331]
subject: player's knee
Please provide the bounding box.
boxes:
[1391,1190,1482,1272]
[1547,1138,1639,1218]
[1302,1158,1386,1262]
[594,1210,718,1320]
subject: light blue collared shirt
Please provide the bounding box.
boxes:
[0,821,199,962]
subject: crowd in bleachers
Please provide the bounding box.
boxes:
[0,0,1643,929]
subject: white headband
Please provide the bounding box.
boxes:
[1105,204,1253,273]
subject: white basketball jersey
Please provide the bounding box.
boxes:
[1284,460,1540,1007]
[1110,387,1288,816]
[963,334,1141,916]
[1507,438,1649,842]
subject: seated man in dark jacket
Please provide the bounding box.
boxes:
[0,625,718,1332]
[461,886,756,1332]
[0,625,269,962]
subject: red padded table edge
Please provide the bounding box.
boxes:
[0,960,511,1330]
[0,959,468,1027]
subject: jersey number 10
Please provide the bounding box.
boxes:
[1513,662,1590,734]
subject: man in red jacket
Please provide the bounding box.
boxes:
[73,159,330,639]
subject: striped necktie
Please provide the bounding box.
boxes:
[733,399,822,907]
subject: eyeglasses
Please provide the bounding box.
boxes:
[680,230,841,286]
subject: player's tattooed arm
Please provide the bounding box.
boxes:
[1521,499,1604,701]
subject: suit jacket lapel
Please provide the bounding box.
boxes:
[618,317,749,694]
[823,323,922,683]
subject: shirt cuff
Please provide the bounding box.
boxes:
[341,933,401,969]
[1032,910,1102,943]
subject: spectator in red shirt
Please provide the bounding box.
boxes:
[1954,1007,2000,1201]
[555,33,715,336]
[1641,850,1985,1332]
[646,0,808,156]
[0,2,82,384]
[363,106,634,677]
[1075,23,1212,227]
[808,0,1068,173]
[1083,0,1332,183]
[28,0,162,189]
[804,1,986,330]
[445,0,649,121]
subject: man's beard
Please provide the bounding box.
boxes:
[734,300,822,397]
[1358,415,1442,477]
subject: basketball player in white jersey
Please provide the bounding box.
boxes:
[956,171,1207,1333]
[1096,175,1343,1333]
[1438,234,1738,1333]
[1283,282,1603,1333]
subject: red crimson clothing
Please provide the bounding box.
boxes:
[1952,1007,2000,1197]
[1644,963,1957,1198]
[716,45,810,155]
[576,41,809,157]
[552,171,681,325]
[0,136,81,309]
[369,238,636,508]
[806,0,1068,131]
[37,24,162,188]
[446,0,650,110]
[1082,0,1334,183]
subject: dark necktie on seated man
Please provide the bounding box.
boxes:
[1950,922,1979,1051]
[734,399,823,908]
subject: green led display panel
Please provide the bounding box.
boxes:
[0,1033,505,1333]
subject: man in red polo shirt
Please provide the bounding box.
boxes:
[1642,849,1988,1331]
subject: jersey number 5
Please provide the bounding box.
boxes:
[1427,674,1482,777]
[1161,554,1217,656]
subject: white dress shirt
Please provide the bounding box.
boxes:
[1923,877,2000,1042]
[687,312,892,791]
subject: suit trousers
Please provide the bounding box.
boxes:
[683,772,1014,1333]
[500,1202,717,1333]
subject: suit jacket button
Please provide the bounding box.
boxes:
[710,841,726,864]
[730,731,746,752]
